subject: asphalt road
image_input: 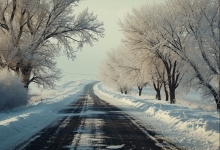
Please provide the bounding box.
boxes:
[14,82,182,150]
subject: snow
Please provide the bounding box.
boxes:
[94,83,220,150]
[66,118,105,149]
[106,144,125,149]
[64,93,106,149]
[0,80,92,150]
[0,80,219,150]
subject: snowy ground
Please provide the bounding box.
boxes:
[0,80,219,150]
[94,83,220,150]
[0,80,92,150]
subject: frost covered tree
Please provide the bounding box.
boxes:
[99,49,130,94]
[119,14,185,103]
[0,0,104,88]
[153,50,185,103]
[119,0,219,110]
[148,58,165,100]
[115,45,149,96]
[0,68,29,110]
[99,44,149,95]
[160,0,219,107]
[133,67,149,96]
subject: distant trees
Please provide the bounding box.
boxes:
[99,44,149,96]
[117,46,149,96]
[99,49,124,93]
[0,0,104,89]
[99,0,219,110]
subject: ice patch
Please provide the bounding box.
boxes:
[106,144,125,149]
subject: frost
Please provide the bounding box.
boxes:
[94,83,220,150]
[0,69,29,111]
[0,0,104,89]
[106,144,125,149]
[116,0,219,110]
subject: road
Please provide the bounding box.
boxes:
[14,82,182,150]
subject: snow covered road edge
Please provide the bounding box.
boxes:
[94,82,220,150]
[0,80,92,150]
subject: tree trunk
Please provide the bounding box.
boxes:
[217,103,220,112]
[124,90,128,94]
[153,81,162,100]
[162,60,179,104]
[165,89,169,101]
[138,86,143,96]
[218,46,220,111]
[20,64,32,89]
[170,87,176,104]
[156,89,161,100]
[218,79,220,111]
[164,82,169,101]
[120,88,123,94]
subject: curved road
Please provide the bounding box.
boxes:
[14,82,182,150]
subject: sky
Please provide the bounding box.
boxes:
[57,0,164,82]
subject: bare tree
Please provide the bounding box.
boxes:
[118,46,149,96]
[119,8,185,103]
[155,50,185,103]
[150,59,168,101]
[119,0,219,110]
[99,44,150,96]
[99,49,128,93]
[0,0,104,88]
[152,77,163,100]
[162,0,219,107]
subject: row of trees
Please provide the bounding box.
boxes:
[99,44,149,96]
[99,0,219,110]
[0,0,104,89]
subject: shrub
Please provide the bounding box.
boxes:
[0,69,29,111]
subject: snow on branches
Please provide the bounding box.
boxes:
[0,0,104,89]
[100,0,219,110]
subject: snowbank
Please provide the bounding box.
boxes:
[94,83,220,150]
[0,69,29,110]
[0,80,91,150]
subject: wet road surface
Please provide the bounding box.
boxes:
[14,82,182,150]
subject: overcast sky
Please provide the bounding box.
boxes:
[57,0,164,82]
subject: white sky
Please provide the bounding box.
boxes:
[57,0,164,82]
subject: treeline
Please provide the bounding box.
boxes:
[99,0,220,110]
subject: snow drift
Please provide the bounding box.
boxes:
[0,80,91,150]
[0,69,29,111]
[94,83,220,150]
